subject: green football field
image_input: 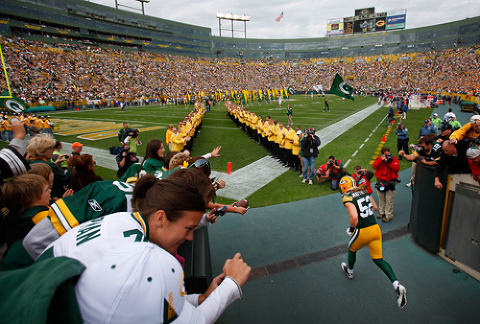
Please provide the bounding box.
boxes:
[3,94,433,207]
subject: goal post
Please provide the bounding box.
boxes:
[0,42,12,99]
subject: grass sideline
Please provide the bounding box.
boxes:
[0,95,432,207]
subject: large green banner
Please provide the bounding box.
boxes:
[0,91,29,112]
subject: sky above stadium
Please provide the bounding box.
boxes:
[89,0,480,39]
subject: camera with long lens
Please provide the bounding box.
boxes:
[468,136,480,147]
[304,127,316,145]
[385,153,393,163]
[126,128,139,138]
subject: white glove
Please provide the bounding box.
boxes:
[346,227,354,236]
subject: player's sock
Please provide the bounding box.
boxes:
[392,280,399,290]
[373,258,398,283]
[347,250,356,270]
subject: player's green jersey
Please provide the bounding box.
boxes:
[413,142,442,162]
[0,181,135,270]
[341,190,377,229]
[47,180,134,235]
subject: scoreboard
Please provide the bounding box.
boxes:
[327,8,406,36]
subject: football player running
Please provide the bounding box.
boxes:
[339,175,407,309]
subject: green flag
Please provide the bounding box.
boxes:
[287,86,294,95]
[0,91,29,113]
[329,74,354,101]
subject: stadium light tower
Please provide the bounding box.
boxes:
[216,12,250,38]
[115,0,149,15]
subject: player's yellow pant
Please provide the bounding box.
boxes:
[348,224,383,259]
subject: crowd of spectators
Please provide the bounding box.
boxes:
[0,36,479,106]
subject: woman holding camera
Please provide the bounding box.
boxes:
[372,147,400,223]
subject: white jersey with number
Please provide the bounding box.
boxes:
[41,212,242,324]
[42,212,148,267]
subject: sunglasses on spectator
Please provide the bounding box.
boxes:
[188,159,211,169]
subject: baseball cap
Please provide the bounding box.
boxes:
[433,113,438,117]
[76,243,205,324]
[470,115,480,124]
[296,130,302,135]
[466,146,480,159]
[440,122,453,131]
[72,142,83,149]
[424,119,430,123]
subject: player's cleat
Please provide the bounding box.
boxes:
[406,182,412,188]
[341,263,354,279]
[396,285,407,309]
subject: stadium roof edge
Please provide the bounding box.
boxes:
[7,0,211,32]
[212,16,480,42]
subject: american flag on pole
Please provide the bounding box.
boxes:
[275,12,284,22]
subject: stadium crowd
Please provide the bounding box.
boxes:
[0,36,479,105]
[0,34,480,320]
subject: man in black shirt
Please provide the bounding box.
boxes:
[434,140,471,189]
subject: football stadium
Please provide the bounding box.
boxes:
[0,0,480,323]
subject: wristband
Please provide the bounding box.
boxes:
[226,276,243,300]
[349,227,355,233]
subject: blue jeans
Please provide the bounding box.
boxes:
[331,179,339,190]
[303,156,316,180]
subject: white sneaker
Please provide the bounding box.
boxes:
[309,180,313,185]
[396,285,407,309]
[302,179,307,183]
[341,263,354,279]
[406,182,412,188]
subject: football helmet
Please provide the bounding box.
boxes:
[339,176,356,194]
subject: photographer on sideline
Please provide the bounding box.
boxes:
[301,127,321,185]
[316,163,330,184]
[118,122,130,145]
[116,144,139,178]
[124,128,141,154]
[326,155,346,190]
[372,147,400,223]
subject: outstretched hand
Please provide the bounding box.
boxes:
[223,253,251,287]
[211,146,222,157]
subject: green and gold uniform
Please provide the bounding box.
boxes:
[342,189,399,284]
[0,181,135,270]
[342,190,382,258]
